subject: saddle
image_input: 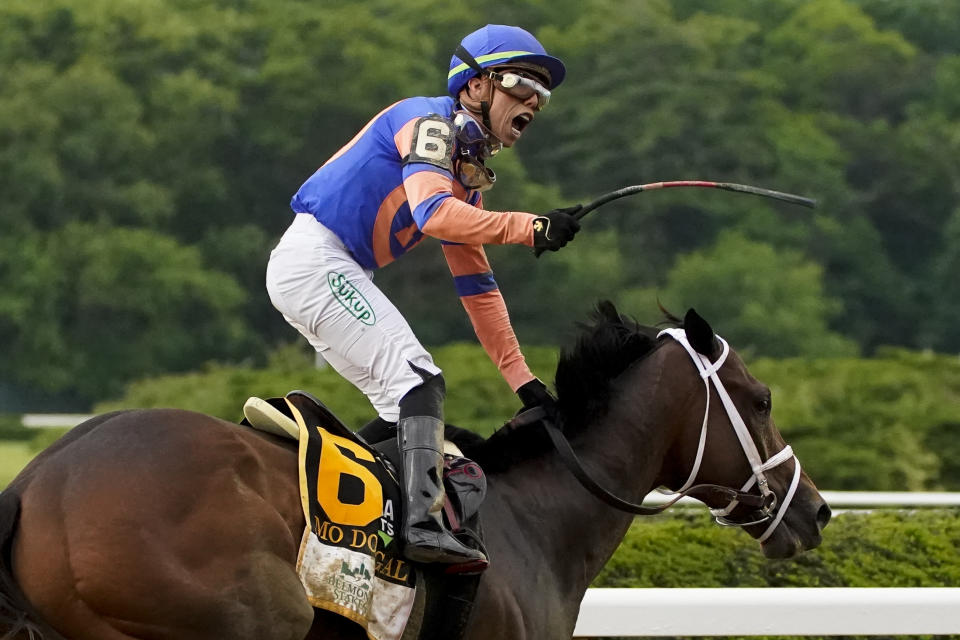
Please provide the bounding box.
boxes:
[241,391,486,640]
[242,392,484,538]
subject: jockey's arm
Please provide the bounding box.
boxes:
[390,117,535,388]
[392,116,536,247]
[440,240,536,392]
[404,169,536,246]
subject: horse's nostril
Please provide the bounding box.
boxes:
[817,503,832,531]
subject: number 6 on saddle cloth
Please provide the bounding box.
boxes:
[241,391,488,638]
[242,391,488,571]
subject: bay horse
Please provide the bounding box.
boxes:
[0,302,829,640]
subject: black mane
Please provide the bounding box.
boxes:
[460,301,672,472]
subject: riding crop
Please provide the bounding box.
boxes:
[575,181,817,220]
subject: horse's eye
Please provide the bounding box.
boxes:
[756,397,771,413]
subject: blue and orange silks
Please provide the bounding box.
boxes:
[289,95,536,391]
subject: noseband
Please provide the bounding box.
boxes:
[657,329,802,542]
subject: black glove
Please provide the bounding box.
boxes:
[516,378,558,420]
[532,205,583,257]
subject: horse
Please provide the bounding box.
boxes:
[0,301,830,640]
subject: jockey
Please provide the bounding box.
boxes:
[266,24,581,566]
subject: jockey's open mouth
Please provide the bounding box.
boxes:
[512,112,533,137]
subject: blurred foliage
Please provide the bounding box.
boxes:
[598,510,960,588]
[0,0,958,405]
[593,509,960,639]
[622,231,858,358]
[28,427,70,453]
[98,341,558,435]
[753,348,960,491]
[0,224,252,399]
[0,415,31,441]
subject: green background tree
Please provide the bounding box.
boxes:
[0,0,956,407]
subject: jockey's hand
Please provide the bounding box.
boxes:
[533,205,582,257]
[516,378,558,420]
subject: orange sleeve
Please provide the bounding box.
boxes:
[403,171,536,246]
[442,243,535,391]
[424,197,536,246]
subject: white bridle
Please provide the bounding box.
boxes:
[657,328,802,543]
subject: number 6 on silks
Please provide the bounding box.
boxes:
[410,116,454,170]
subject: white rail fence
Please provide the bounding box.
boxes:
[20,414,93,429]
[573,588,960,636]
[577,492,960,636]
[580,490,960,636]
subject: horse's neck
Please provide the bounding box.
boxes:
[486,382,674,604]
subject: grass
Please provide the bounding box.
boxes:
[0,441,37,488]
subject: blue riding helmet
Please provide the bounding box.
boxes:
[447,25,566,97]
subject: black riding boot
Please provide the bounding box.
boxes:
[398,415,487,564]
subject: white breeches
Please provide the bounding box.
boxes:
[266,214,441,422]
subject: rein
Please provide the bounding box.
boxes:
[511,407,766,515]
[510,330,800,540]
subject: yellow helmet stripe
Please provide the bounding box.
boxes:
[447,51,537,79]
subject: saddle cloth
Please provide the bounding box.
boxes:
[287,400,416,640]
[243,394,486,640]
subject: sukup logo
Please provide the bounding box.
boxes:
[328,272,376,325]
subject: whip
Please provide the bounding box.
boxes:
[576,180,816,220]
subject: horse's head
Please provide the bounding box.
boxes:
[656,308,831,559]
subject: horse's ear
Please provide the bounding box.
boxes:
[683,308,717,357]
[596,300,622,325]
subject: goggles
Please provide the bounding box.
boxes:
[453,45,552,111]
[453,111,498,191]
[489,70,551,111]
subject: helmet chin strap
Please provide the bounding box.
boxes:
[480,99,494,135]
[454,44,501,141]
[458,84,498,141]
